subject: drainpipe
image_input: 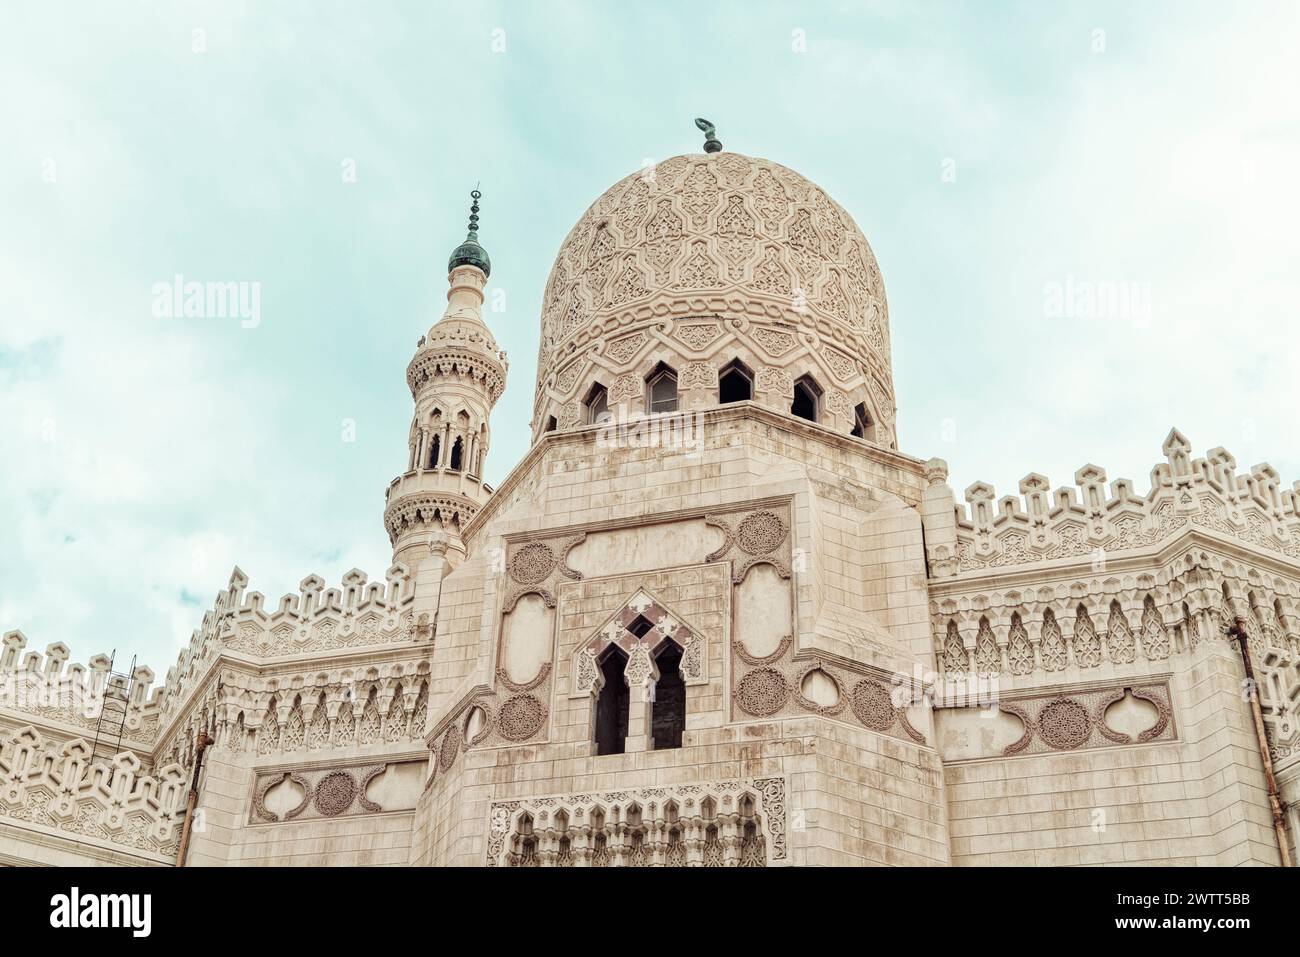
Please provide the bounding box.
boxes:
[174,730,214,867]
[1227,617,1292,867]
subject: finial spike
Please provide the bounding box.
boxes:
[694,117,722,153]
[448,185,491,278]
[467,189,482,240]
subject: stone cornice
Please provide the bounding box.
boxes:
[464,401,926,543]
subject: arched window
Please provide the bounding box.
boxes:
[646,363,678,414]
[652,642,685,750]
[791,375,820,422]
[850,402,872,439]
[718,359,753,404]
[594,647,629,755]
[449,437,464,471]
[428,434,441,469]
[584,383,610,425]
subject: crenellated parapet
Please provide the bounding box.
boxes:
[0,725,187,864]
[0,630,160,747]
[923,429,1300,577]
[154,564,423,740]
[154,660,432,770]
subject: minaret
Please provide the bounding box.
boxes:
[383,190,508,578]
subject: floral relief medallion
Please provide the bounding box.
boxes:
[314,771,358,817]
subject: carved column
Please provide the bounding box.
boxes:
[623,641,659,754]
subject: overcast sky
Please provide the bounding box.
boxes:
[3,0,1298,677]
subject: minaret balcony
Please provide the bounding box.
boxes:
[385,467,492,507]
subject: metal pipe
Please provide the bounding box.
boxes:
[174,730,214,867]
[1227,616,1292,867]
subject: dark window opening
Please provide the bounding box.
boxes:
[719,360,753,404]
[449,437,463,471]
[850,402,871,439]
[594,648,629,755]
[627,614,655,639]
[428,434,441,469]
[544,415,558,433]
[652,642,685,751]
[791,376,820,422]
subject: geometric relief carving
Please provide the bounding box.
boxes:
[572,586,711,696]
[1035,698,1091,751]
[314,771,359,817]
[489,777,788,866]
[728,630,926,746]
[496,695,547,743]
[249,759,427,824]
[534,151,896,445]
[980,681,1177,759]
[849,679,896,731]
[706,502,794,583]
[509,542,558,585]
[736,510,788,555]
[675,322,724,352]
[735,668,790,717]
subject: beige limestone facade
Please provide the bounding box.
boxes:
[3,147,1298,868]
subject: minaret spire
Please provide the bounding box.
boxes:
[448,188,491,277]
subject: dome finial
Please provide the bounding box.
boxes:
[466,188,481,240]
[448,186,491,277]
[695,117,722,153]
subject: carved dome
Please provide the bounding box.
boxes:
[532,151,895,446]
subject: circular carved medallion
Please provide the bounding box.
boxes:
[314,771,357,817]
[735,668,790,717]
[497,695,546,742]
[509,542,556,585]
[850,680,896,731]
[736,511,787,555]
[439,726,462,771]
[1038,698,1091,750]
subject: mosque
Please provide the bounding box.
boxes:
[2,122,1297,867]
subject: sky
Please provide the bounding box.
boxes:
[3,0,1299,678]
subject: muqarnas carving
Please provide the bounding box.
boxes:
[488,777,788,867]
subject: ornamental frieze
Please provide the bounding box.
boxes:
[486,776,788,867]
[728,640,927,746]
[249,758,426,824]
[939,680,1178,761]
[0,727,186,863]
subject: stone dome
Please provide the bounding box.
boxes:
[532,151,895,446]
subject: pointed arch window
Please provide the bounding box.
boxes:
[449,436,464,471]
[428,434,441,469]
[652,642,685,751]
[850,402,872,439]
[719,359,753,404]
[594,647,629,755]
[791,375,821,422]
[584,383,610,425]
[646,363,678,414]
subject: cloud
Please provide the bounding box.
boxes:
[2,1,1297,677]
